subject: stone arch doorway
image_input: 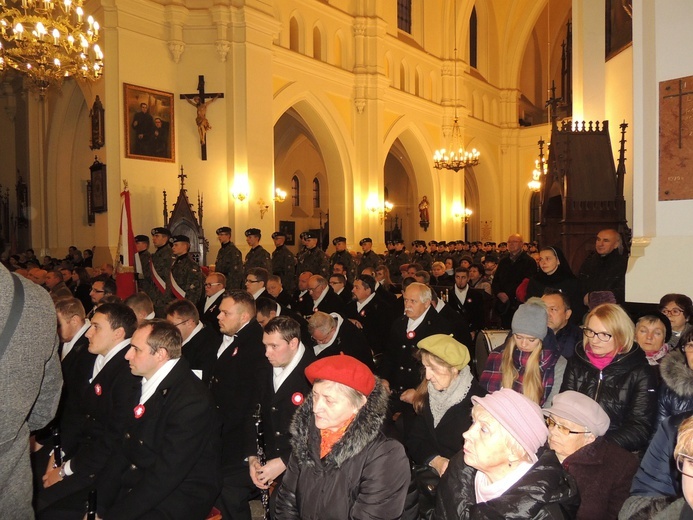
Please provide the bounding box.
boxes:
[384,139,418,245]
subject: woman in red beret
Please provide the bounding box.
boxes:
[273,355,413,519]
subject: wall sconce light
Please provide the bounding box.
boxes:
[258,198,269,219]
[452,205,473,223]
[231,177,249,202]
[231,191,247,202]
[274,188,287,203]
[366,196,394,224]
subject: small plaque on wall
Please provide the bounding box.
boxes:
[659,75,693,200]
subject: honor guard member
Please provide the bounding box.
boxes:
[412,240,433,272]
[295,232,309,272]
[134,234,152,293]
[428,240,438,255]
[435,241,449,263]
[357,237,382,275]
[149,227,173,317]
[451,240,465,267]
[329,236,356,283]
[244,228,272,276]
[297,231,329,278]
[386,238,409,283]
[271,231,297,294]
[169,235,205,306]
[215,226,243,290]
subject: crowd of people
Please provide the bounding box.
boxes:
[3,226,693,519]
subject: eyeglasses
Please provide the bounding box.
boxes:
[662,307,684,317]
[307,286,319,292]
[91,289,105,293]
[245,279,260,284]
[677,454,693,477]
[171,318,189,327]
[513,334,540,346]
[204,282,222,288]
[581,326,613,342]
[545,416,590,435]
[328,281,343,286]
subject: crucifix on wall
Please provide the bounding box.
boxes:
[180,75,224,160]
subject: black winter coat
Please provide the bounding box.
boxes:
[273,381,413,520]
[434,447,580,519]
[657,350,693,430]
[560,343,657,452]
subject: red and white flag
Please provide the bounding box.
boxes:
[116,185,137,300]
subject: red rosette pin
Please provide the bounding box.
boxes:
[94,384,102,396]
[291,392,304,406]
[406,330,416,340]
[360,310,366,317]
[134,404,145,419]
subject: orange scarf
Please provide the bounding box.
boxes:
[319,415,355,458]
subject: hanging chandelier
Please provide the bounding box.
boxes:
[0,0,104,93]
[433,0,480,173]
[528,138,548,192]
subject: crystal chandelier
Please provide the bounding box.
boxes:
[0,0,104,93]
[528,138,548,192]
[433,0,480,173]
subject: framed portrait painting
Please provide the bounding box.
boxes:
[124,83,175,162]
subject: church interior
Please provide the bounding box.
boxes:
[0,0,691,303]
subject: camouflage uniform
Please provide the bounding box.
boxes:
[148,243,173,317]
[357,250,382,275]
[244,245,272,275]
[135,249,152,294]
[215,241,243,290]
[329,250,356,282]
[272,245,297,293]
[412,251,433,272]
[298,246,329,277]
[385,249,409,283]
[170,253,205,306]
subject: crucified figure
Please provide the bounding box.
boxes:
[184,94,221,145]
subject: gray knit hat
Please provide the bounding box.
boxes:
[511,301,548,340]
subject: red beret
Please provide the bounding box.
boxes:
[304,355,375,396]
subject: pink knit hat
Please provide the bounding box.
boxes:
[471,388,548,464]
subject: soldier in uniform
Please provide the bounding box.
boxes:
[149,227,173,318]
[357,237,382,275]
[451,240,465,267]
[215,226,243,290]
[328,236,356,283]
[134,234,152,294]
[434,241,449,263]
[271,231,297,294]
[428,240,438,256]
[297,231,328,278]
[411,240,433,272]
[385,238,409,283]
[244,228,272,276]
[170,235,205,306]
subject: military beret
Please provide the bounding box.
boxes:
[170,235,190,244]
[438,241,447,246]
[385,240,394,246]
[305,354,376,397]
[499,242,507,247]
[428,241,438,246]
[299,232,308,240]
[332,236,347,245]
[394,239,405,245]
[417,334,470,370]
[359,238,372,246]
[272,231,286,239]
[151,227,171,237]
[245,228,261,237]
[304,231,318,240]
[134,235,149,243]
[216,226,232,235]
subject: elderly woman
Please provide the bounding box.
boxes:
[434,388,579,519]
[480,299,565,405]
[660,293,693,349]
[560,303,657,453]
[657,328,693,429]
[407,335,486,475]
[635,312,672,374]
[544,391,639,520]
[273,355,412,519]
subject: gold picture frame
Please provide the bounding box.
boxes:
[124,83,175,162]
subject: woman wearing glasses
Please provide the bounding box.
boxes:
[660,293,693,349]
[480,299,565,406]
[544,391,639,520]
[560,303,658,453]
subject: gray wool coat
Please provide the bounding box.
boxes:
[0,264,63,519]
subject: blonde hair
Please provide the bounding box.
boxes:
[675,416,693,459]
[583,303,635,353]
[500,335,544,404]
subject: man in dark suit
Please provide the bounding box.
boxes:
[166,299,219,383]
[210,290,267,520]
[37,303,140,517]
[246,316,314,497]
[329,272,353,304]
[307,311,374,370]
[291,271,314,318]
[345,274,394,357]
[491,233,537,327]
[267,275,294,309]
[256,297,312,349]
[245,267,272,300]
[96,320,220,519]
[198,272,225,335]
[448,266,485,336]
[307,274,347,318]
[430,289,473,350]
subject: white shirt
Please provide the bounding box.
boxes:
[273,343,306,392]
[140,358,179,404]
[183,322,204,346]
[145,311,156,320]
[314,313,344,357]
[252,287,265,300]
[312,287,329,309]
[217,321,249,358]
[434,299,445,313]
[61,320,90,361]
[455,284,469,304]
[204,291,223,313]
[91,339,131,382]
[406,307,430,333]
[356,293,376,313]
